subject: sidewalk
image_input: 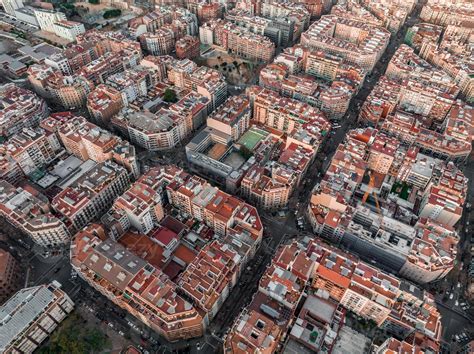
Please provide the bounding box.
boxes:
[76,303,133,353]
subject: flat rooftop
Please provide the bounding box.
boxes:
[222,151,246,169]
[0,285,59,351]
[332,326,370,354]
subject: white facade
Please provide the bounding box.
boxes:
[1,0,23,16]
[25,218,71,248]
[199,26,214,45]
[44,54,72,75]
[14,6,38,26]
[52,21,85,41]
[33,9,66,32]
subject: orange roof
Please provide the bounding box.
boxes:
[119,232,164,268]
[173,244,197,265]
[316,265,351,288]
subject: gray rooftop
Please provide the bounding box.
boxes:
[332,326,370,354]
[128,111,176,133]
[302,295,336,324]
[0,285,58,351]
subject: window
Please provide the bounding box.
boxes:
[256,319,265,330]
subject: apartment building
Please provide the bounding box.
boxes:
[68,163,263,340]
[223,242,313,353]
[112,109,190,151]
[175,35,200,59]
[130,5,198,37]
[307,127,465,284]
[199,19,275,63]
[223,309,282,353]
[225,9,299,47]
[33,8,66,32]
[0,282,74,354]
[405,23,443,52]
[372,335,440,354]
[52,20,85,41]
[43,43,95,75]
[52,161,130,231]
[0,181,70,247]
[381,108,472,163]
[340,262,399,325]
[0,249,21,305]
[178,240,241,324]
[260,0,310,41]
[359,76,401,125]
[258,264,306,310]
[306,50,343,81]
[78,51,136,86]
[307,239,442,342]
[259,47,363,120]
[319,81,354,119]
[1,0,23,16]
[165,58,197,88]
[71,228,204,341]
[251,87,327,134]
[106,69,148,106]
[169,92,209,131]
[367,134,400,175]
[41,113,139,178]
[0,127,61,177]
[301,15,390,71]
[399,218,458,283]
[87,84,124,124]
[240,141,315,211]
[420,2,474,26]
[206,95,250,141]
[240,166,292,211]
[165,170,263,243]
[419,164,468,227]
[105,172,166,237]
[139,27,176,56]
[27,64,94,109]
[195,2,222,24]
[183,66,227,112]
[0,84,49,138]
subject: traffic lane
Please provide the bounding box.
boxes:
[77,286,168,352]
[437,301,473,342]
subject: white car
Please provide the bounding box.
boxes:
[449,293,454,300]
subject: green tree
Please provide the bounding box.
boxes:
[39,313,110,354]
[88,0,99,3]
[239,145,253,159]
[163,88,178,103]
[103,9,121,19]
